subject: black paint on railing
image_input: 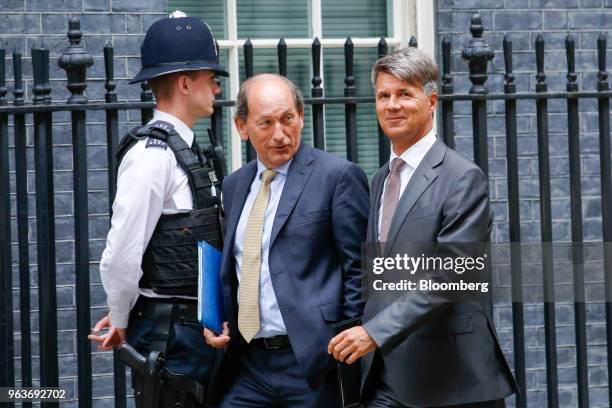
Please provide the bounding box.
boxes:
[0,48,15,407]
[211,81,224,148]
[12,49,32,408]
[565,34,589,408]
[311,37,324,150]
[211,41,224,148]
[461,12,493,175]
[59,17,94,408]
[534,34,559,408]
[344,37,357,163]
[3,90,612,116]
[244,37,253,78]
[440,36,454,149]
[104,44,119,197]
[103,43,128,408]
[32,47,60,408]
[502,34,526,408]
[597,32,612,407]
[243,38,256,162]
[140,82,153,125]
[278,38,287,77]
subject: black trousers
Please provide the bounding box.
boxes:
[126,297,218,407]
[366,396,506,408]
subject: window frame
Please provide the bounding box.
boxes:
[216,0,435,169]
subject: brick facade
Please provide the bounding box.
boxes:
[437,1,612,407]
[3,1,167,406]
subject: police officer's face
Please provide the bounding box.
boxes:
[188,70,220,118]
[235,77,304,169]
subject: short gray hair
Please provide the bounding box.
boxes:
[234,74,304,121]
[371,47,439,95]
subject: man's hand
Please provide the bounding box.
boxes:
[87,313,126,351]
[328,325,377,365]
[203,322,231,349]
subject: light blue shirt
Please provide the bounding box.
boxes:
[233,158,292,338]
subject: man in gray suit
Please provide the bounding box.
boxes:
[328,48,518,407]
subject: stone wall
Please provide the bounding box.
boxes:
[437,1,612,407]
[2,1,167,406]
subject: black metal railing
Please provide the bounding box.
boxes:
[0,11,611,408]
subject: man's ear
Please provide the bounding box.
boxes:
[298,109,304,130]
[428,91,438,114]
[234,117,249,141]
[177,74,191,96]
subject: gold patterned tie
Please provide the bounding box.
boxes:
[238,169,278,343]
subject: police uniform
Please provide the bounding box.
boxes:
[100,111,200,327]
[98,12,228,408]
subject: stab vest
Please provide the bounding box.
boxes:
[115,120,223,297]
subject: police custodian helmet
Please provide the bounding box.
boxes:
[130,11,229,84]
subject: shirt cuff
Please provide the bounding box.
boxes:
[108,292,134,329]
[109,310,130,329]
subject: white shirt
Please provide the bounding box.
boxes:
[233,159,292,338]
[378,130,436,240]
[100,110,196,329]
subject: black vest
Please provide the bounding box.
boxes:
[115,120,223,297]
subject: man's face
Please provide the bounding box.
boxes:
[375,72,437,154]
[234,78,304,169]
[187,70,221,119]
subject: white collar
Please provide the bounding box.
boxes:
[256,158,292,179]
[150,109,195,147]
[389,129,436,170]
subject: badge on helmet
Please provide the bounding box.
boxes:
[130,11,229,84]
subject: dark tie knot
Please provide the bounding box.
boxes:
[390,158,406,174]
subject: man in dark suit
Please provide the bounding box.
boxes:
[328,48,518,407]
[204,73,369,407]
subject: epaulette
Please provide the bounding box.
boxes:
[145,137,168,149]
[134,120,177,150]
[147,120,175,135]
[135,120,175,137]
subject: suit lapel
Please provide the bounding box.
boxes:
[383,139,446,256]
[225,162,257,246]
[270,143,315,246]
[370,166,389,243]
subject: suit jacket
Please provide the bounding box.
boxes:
[362,138,518,407]
[213,143,369,399]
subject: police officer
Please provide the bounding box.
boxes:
[88,11,228,408]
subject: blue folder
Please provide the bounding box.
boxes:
[197,240,226,334]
